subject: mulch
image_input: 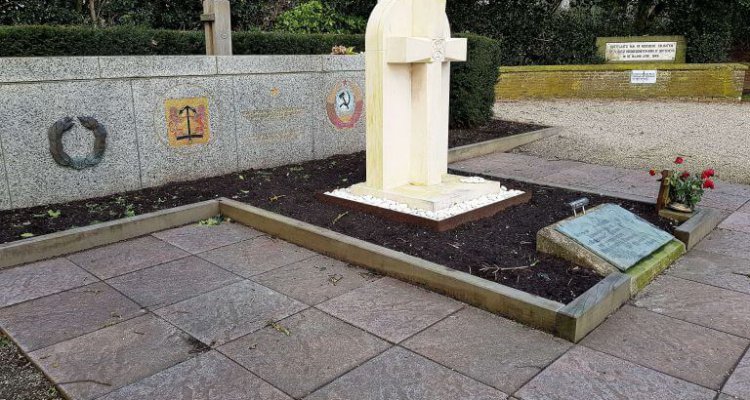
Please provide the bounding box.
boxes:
[0,331,62,400]
[0,152,672,304]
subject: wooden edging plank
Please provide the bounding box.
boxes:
[0,200,220,270]
[556,273,631,343]
[674,208,723,250]
[447,127,562,164]
[218,198,564,332]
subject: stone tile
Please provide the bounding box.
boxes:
[232,73,317,170]
[723,350,750,400]
[217,55,322,74]
[315,72,367,159]
[305,347,508,400]
[402,307,572,393]
[99,56,216,79]
[515,346,716,400]
[484,156,579,182]
[0,56,99,83]
[317,277,463,343]
[155,280,306,346]
[700,192,750,212]
[581,305,748,389]
[131,76,238,188]
[106,256,241,309]
[219,308,389,398]
[322,54,365,72]
[28,314,201,400]
[0,258,97,308]
[0,282,144,352]
[199,235,316,278]
[67,236,189,279]
[695,229,750,261]
[720,212,750,234]
[667,250,750,295]
[0,80,141,208]
[544,164,626,189]
[253,255,380,305]
[152,222,263,254]
[634,275,750,339]
[598,170,660,199]
[97,351,291,400]
[719,394,744,400]
[740,202,750,214]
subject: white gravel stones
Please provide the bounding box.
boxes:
[326,183,525,221]
[495,100,750,184]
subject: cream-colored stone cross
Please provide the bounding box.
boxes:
[351,0,502,211]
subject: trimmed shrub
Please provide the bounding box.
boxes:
[450,33,502,128]
[0,26,500,129]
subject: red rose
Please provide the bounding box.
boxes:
[703,179,715,189]
[680,171,691,179]
[701,169,716,179]
[674,157,685,164]
[649,169,656,176]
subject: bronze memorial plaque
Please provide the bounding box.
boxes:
[555,204,674,272]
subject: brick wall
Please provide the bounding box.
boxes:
[496,63,748,101]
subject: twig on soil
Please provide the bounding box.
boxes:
[332,211,349,225]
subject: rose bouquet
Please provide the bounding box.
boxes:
[650,157,715,212]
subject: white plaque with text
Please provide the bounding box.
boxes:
[606,42,677,62]
[630,70,657,84]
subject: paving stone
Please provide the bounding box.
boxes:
[699,192,750,212]
[667,250,750,295]
[67,236,189,279]
[305,347,508,400]
[740,202,750,214]
[0,282,144,352]
[0,258,97,308]
[198,236,315,278]
[544,166,624,189]
[252,255,380,305]
[719,394,744,400]
[720,212,750,234]
[152,222,263,254]
[515,346,716,400]
[219,308,389,398]
[155,280,306,346]
[402,307,571,393]
[317,277,463,343]
[723,350,750,400]
[695,229,750,261]
[96,351,291,400]
[634,275,750,339]
[28,314,201,400]
[598,170,660,199]
[581,305,748,389]
[106,256,241,309]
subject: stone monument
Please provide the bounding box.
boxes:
[339,0,522,215]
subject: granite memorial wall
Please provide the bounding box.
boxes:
[0,54,366,210]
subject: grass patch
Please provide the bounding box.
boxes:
[742,93,750,102]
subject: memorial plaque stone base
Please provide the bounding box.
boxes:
[538,204,685,282]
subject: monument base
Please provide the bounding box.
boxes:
[319,174,530,231]
[349,174,505,212]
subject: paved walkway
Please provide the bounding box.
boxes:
[0,152,749,400]
[494,100,750,184]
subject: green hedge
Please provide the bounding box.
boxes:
[0,26,500,129]
[450,33,502,128]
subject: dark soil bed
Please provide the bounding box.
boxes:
[449,119,548,148]
[0,331,62,400]
[0,152,673,304]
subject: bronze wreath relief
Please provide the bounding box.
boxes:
[47,116,107,170]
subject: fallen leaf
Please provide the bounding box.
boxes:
[266,320,291,336]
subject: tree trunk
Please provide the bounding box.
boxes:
[88,0,99,27]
